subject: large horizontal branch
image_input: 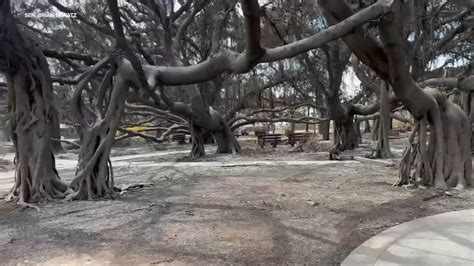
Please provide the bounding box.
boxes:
[351,95,399,116]
[230,116,326,131]
[246,102,325,117]
[116,127,165,143]
[121,116,158,127]
[352,102,381,116]
[261,1,393,62]
[115,124,189,143]
[356,112,413,124]
[51,138,81,148]
[120,0,394,87]
[419,76,474,91]
[228,102,309,126]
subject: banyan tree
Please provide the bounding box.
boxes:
[1,0,471,203]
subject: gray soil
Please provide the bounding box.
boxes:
[0,134,473,265]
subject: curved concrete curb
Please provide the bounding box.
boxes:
[342,209,474,265]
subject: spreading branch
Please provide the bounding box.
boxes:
[116,0,395,87]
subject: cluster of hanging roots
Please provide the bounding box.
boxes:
[397,91,472,189]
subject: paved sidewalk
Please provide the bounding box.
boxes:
[342,209,474,265]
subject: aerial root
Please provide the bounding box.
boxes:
[397,122,422,187]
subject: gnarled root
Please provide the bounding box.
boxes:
[68,123,117,200]
[397,121,434,187]
[7,152,70,203]
[68,159,114,201]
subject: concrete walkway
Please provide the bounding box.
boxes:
[342,209,474,265]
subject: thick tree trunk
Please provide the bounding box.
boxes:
[68,66,127,200]
[378,2,449,189]
[334,116,359,151]
[431,90,472,189]
[372,118,379,141]
[1,1,68,203]
[190,121,205,158]
[202,130,215,144]
[7,69,68,203]
[355,119,362,144]
[200,108,240,155]
[160,85,240,158]
[213,117,241,154]
[420,77,474,153]
[375,81,392,158]
[320,120,330,140]
[461,90,474,153]
[320,0,472,189]
[330,100,360,151]
[319,110,330,140]
[305,108,310,132]
[190,107,240,157]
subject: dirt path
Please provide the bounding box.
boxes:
[1,144,473,265]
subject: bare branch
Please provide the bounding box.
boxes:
[174,0,210,54]
[125,102,188,124]
[42,49,99,65]
[356,112,412,124]
[71,55,117,127]
[210,2,236,55]
[247,102,316,116]
[225,77,289,120]
[48,0,115,36]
